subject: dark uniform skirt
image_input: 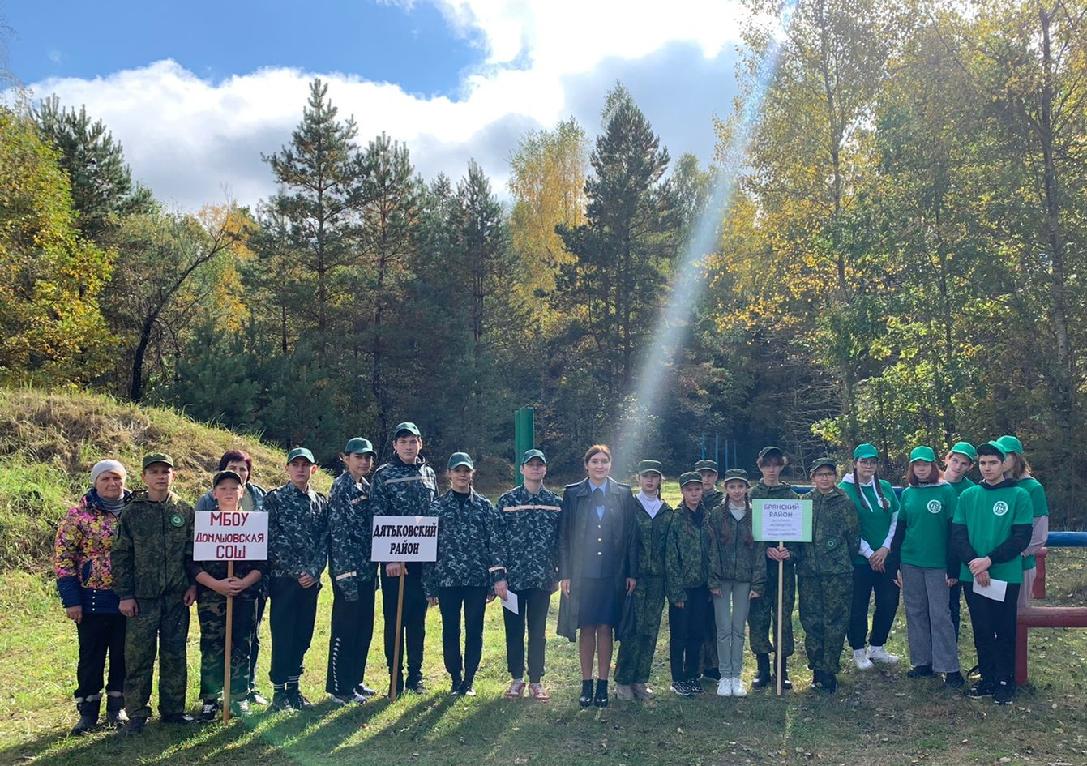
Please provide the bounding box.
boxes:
[576,577,622,627]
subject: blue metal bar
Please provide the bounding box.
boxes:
[1046,532,1087,547]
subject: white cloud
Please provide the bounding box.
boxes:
[13,2,746,211]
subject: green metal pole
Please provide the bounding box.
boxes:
[514,407,535,483]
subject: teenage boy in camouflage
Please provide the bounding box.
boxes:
[112,453,197,734]
[326,438,379,705]
[266,447,328,712]
[748,446,799,690]
[496,449,562,702]
[191,471,266,721]
[369,422,438,694]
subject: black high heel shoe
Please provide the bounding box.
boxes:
[593,679,609,708]
[579,679,594,708]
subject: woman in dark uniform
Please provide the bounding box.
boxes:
[558,444,639,708]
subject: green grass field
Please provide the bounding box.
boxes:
[4,389,1087,765]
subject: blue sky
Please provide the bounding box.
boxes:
[2,1,748,210]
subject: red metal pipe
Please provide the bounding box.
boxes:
[1034,548,1047,599]
[1016,605,1087,685]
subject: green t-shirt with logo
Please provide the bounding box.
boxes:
[1017,477,1049,571]
[952,483,1033,584]
[947,476,975,496]
[899,482,958,570]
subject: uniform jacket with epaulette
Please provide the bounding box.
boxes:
[788,488,859,577]
[665,502,712,604]
[558,478,639,584]
[496,484,562,591]
[633,496,673,579]
[111,490,195,601]
[266,483,328,580]
[423,489,505,597]
[328,470,378,600]
[707,504,767,592]
[369,455,438,520]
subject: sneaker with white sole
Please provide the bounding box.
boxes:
[731,677,747,697]
[853,648,874,670]
[716,678,732,697]
[867,645,900,665]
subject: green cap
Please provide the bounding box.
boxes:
[287,447,316,464]
[212,469,243,487]
[909,446,937,463]
[344,437,376,456]
[757,446,785,462]
[997,435,1023,455]
[142,452,174,470]
[679,471,703,487]
[694,459,718,473]
[393,422,421,438]
[637,459,663,476]
[949,442,978,462]
[447,451,474,470]
[722,468,750,485]
[853,443,879,460]
[809,456,837,474]
[521,449,547,465]
[979,440,1007,459]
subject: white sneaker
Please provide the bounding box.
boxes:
[716,678,732,696]
[731,677,747,697]
[853,648,874,670]
[867,645,900,665]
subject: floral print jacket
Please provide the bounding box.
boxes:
[53,489,130,613]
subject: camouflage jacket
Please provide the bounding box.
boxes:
[789,488,859,577]
[369,455,438,520]
[633,496,674,579]
[707,505,767,592]
[750,481,799,503]
[187,542,267,600]
[111,490,194,601]
[328,471,377,600]
[496,484,562,591]
[423,489,505,597]
[266,482,328,580]
[703,487,724,511]
[665,503,712,604]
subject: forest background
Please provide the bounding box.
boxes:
[2,0,1085,523]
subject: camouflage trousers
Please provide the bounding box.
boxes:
[123,595,190,719]
[614,575,666,685]
[797,573,851,674]
[748,558,796,658]
[197,593,257,702]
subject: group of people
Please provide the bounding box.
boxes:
[52,421,1047,738]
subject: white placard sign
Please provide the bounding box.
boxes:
[370,516,439,562]
[194,510,268,561]
[752,499,813,543]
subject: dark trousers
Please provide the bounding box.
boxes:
[326,579,376,694]
[198,593,257,700]
[437,586,487,684]
[948,582,963,639]
[75,612,126,700]
[965,584,1020,685]
[249,595,267,691]
[381,569,427,681]
[848,563,900,649]
[502,588,551,682]
[268,577,320,686]
[668,586,710,681]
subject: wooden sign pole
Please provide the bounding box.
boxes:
[388,567,406,702]
[776,544,784,697]
[223,560,234,723]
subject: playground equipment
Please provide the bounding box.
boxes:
[1016,532,1087,685]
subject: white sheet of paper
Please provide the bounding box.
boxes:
[973,578,1008,602]
[501,590,519,615]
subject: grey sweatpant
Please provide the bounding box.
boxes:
[713,581,752,678]
[901,564,959,673]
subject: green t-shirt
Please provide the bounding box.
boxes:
[899,482,958,570]
[952,483,1033,584]
[1017,476,1049,570]
[839,478,900,566]
[947,476,976,496]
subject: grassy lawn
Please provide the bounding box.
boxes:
[5,541,1087,766]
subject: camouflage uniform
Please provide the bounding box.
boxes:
[666,502,712,682]
[615,498,673,685]
[789,488,859,674]
[701,486,724,674]
[495,484,562,682]
[326,471,379,695]
[369,455,438,685]
[266,483,328,689]
[425,489,505,685]
[111,490,195,720]
[747,481,799,659]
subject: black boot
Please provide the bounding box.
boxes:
[594,679,609,708]
[579,679,594,708]
[70,696,100,735]
[780,656,792,690]
[752,654,771,689]
[105,694,128,727]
